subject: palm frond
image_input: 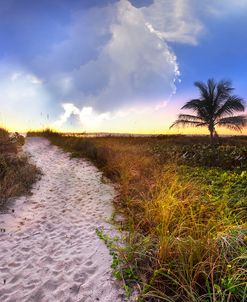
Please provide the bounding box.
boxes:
[181,99,202,111]
[217,115,247,132]
[207,78,217,98]
[177,114,204,122]
[194,81,209,99]
[170,119,206,129]
[195,122,207,127]
[215,96,245,118]
[214,79,233,109]
[216,80,233,98]
[218,123,242,132]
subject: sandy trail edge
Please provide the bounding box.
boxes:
[0,137,126,302]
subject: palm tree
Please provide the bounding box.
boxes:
[170,79,247,145]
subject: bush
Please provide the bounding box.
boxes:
[0,128,17,153]
[0,129,40,209]
[11,132,25,146]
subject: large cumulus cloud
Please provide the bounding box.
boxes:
[0,0,204,129]
[30,0,202,112]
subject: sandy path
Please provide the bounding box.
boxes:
[0,138,125,302]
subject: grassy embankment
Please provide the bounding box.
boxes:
[0,128,40,210]
[28,130,247,302]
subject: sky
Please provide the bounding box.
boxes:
[0,0,247,134]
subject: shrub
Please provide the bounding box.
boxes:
[0,129,40,209]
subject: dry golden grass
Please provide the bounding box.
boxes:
[0,128,40,209]
[27,130,247,301]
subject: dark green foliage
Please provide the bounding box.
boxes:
[153,143,247,169]
[183,166,247,221]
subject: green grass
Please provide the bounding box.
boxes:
[27,130,247,301]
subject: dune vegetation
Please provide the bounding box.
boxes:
[0,128,40,210]
[27,129,247,302]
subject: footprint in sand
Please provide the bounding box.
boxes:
[0,137,126,302]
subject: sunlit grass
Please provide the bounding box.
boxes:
[27,130,247,301]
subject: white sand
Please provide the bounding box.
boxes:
[0,137,125,302]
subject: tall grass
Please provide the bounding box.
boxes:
[27,130,247,301]
[124,166,246,301]
[0,128,40,209]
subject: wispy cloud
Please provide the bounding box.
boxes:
[205,0,247,17]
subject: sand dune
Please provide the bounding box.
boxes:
[0,138,125,302]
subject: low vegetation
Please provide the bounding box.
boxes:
[0,128,40,209]
[28,129,247,301]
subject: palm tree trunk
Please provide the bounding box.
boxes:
[210,130,214,146]
[214,130,220,145]
[208,124,215,146]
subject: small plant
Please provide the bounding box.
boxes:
[95,227,138,298]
